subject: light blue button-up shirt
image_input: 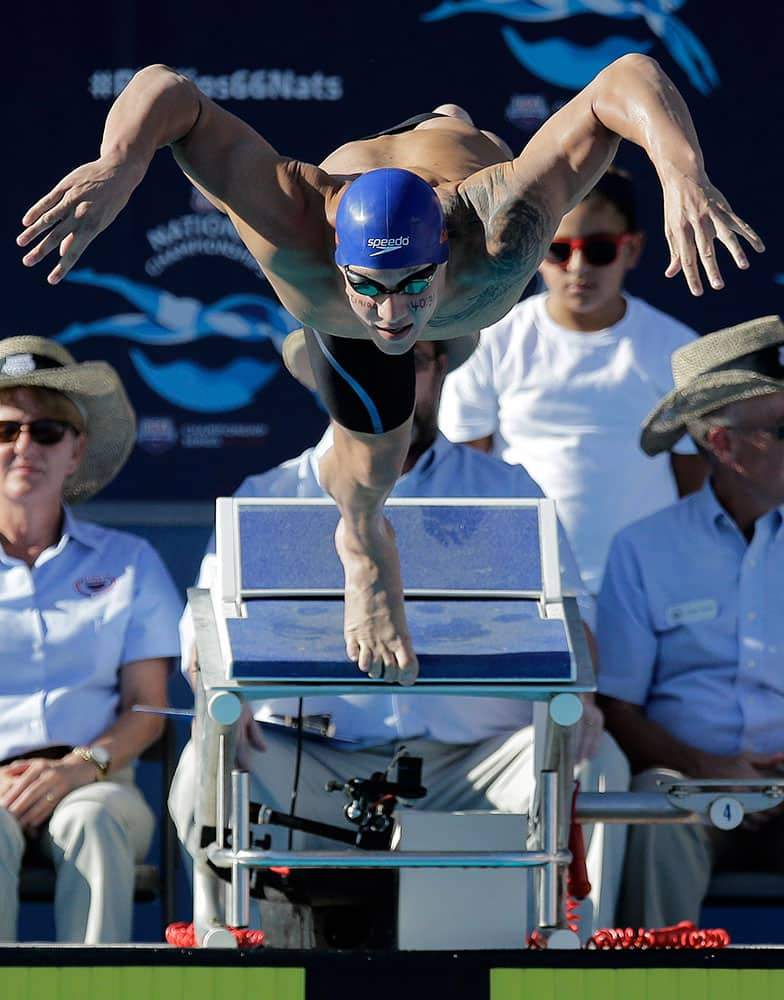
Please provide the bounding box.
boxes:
[597,480,784,756]
[182,432,593,747]
[0,508,182,761]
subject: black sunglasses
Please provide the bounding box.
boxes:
[0,419,79,446]
[344,263,438,297]
[545,233,632,268]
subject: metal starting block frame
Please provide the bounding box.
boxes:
[189,497,594,948]
[187,498,784,949]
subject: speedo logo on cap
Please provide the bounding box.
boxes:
[367,236,410,256]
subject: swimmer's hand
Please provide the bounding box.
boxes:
[660,168,764,296]
[17,152,147,285]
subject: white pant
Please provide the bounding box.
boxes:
[170,726,629,932]
[0,767,154,943]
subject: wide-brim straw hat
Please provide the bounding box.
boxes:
[0,336,136,502]
[282,327,479,392]
[641,315,784,456]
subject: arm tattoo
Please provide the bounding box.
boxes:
[487,192,550,279]
[463,172,552,277]
[431,181,552,328]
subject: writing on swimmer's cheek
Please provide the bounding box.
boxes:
[347,291,435,312]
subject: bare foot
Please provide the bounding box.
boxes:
[335,514,419,685]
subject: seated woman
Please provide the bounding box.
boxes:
[0,336,182,944]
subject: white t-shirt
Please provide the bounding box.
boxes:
[438,292,698,593]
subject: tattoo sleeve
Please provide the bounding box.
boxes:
[478,175,551,280]
[431,179,548,328]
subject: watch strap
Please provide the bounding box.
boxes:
[72,745,109,779]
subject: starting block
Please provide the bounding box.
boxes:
[189,498,596,949]
[211,498,591,693]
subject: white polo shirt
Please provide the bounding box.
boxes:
[0,508,182,761]
[181,431,593,747]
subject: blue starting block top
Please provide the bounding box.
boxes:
[227,598,573,683]
[201,499,585,692]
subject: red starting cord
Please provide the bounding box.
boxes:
[527,783,730,950]
[164,866,293,947]
[165,922,265,948]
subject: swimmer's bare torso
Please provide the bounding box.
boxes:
[174,109,550,342]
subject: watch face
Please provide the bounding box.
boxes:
[90,745,111,769]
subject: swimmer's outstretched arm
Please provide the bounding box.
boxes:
[17,64,332,285]
[462,53,764,296]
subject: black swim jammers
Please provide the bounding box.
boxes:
[304,328,415,435]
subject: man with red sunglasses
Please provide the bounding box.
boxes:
[19,57,758,683]
[440,167,708,596]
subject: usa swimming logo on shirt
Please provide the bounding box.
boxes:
[74,576,116,596]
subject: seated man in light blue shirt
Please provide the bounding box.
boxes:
[170,337,630,940]
[596,315,784,928]
[0,336,183,944]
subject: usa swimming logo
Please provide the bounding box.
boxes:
[74,576,117,597]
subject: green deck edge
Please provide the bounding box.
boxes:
[1,964,305,1000]
[492,966,783,1000]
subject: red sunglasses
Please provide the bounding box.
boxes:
[545,233,633,268]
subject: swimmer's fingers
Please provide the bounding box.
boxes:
[18,209,93,285]
[690,201,765,292]
[664,223,704,296]
[23,215,99,286]
[18,163,101,251]
[713,206,765,270]
[18,157,143,284]
[19,183,73,236]
[693,215,724,292]
[663,175,764,296]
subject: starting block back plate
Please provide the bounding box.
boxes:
[233,499,545,597]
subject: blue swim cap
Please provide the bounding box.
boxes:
[335,168,449,269]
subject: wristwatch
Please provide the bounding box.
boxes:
[72,745,111,779]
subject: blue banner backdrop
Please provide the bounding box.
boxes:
[2,1,781,500]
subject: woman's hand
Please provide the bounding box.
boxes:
[0,756,96,831]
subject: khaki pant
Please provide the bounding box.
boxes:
[618,767,784,928]
[0,766,154,943]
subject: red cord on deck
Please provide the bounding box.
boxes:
[165,921,265,948]
[527,784,730,949]
[588,921,730,949]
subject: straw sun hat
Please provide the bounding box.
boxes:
[0,336,136,502]
[282,327,479,392]
[641,315,784,456]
